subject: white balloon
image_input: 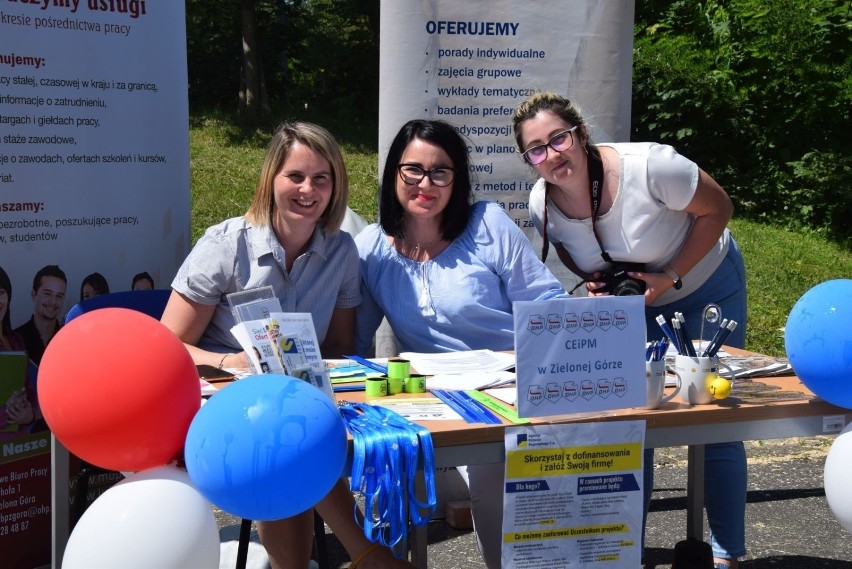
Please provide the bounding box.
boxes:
[824,423,852,533]
[63,464,220,569]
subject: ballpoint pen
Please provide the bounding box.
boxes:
[672,317,687,356]
[701,319,728,357]
[676,312,697,357]
[706,320,738,358]
[656,314,681,354]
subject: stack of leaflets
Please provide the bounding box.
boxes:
[326,359,388,392]
[226,287,334,401]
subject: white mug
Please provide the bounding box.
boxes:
[645,359,681,409]
[674,355,735,405]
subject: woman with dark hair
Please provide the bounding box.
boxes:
[0,266,40,439]
[355,119,565,354]
[354,119,566,568]
[130,271,154,291]
[80,272,110,302]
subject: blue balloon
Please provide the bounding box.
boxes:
[184,374,347,520]
[785,279,852,409]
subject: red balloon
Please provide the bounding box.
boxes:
[38,308,200,472]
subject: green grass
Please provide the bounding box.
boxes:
[190,112,852,358]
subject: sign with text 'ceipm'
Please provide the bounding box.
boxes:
[514,296,646,418]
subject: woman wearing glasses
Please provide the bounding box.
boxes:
[513,92,747,569]
[354,118,565,355]
[354,119,565,569]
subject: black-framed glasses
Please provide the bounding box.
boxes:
[521,126,579,165]
[397,164,455,187]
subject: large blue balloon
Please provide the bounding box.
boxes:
[785,279,852,409]
[184,374,347,520]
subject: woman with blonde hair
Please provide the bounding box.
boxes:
[162,121,412,569]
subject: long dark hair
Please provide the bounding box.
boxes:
[379,119,472,242]
[80,272,110,301]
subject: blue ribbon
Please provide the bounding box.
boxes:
[339,402,437,556]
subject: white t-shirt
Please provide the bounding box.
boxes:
[529,142,730,305]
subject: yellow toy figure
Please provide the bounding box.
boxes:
[708,374,732,399]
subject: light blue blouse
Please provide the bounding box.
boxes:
[172,217,361,351]
[355,201,566,354]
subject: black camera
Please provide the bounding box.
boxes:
[598,262,646,296]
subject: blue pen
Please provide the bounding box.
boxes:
[707,320,737,358]
[672,317,687,356]
[656,314,681,354]
[654,337,669,361]
[701,319,728,357]
[343,355,389,375]
[676,312,697,357]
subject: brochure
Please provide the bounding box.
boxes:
[226,286,281,323]
[230,312,335,401]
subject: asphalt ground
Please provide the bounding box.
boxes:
[216,436,852,568]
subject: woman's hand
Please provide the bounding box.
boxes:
[585,272,609,297]
[6,389,34,425]
[587,270,676,305]
[220,351,250,370]
[629,270,676,305]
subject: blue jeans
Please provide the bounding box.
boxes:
[643,239,748,559]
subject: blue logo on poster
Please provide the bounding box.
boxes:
[528,314,545,335]
[564,312,580,333]
[516,434,528,447]
[546,313,562,334]
[581,311,596,333]
[614,310,629,330]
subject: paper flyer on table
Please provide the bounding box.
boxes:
[399,349,515,375]
[501,421,645,567]
[514,296,647,418]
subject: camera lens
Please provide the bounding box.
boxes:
[612,279,645,296]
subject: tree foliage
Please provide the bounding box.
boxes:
[186,0,378,130]
[633,0,852,243]
[185,0,850,242]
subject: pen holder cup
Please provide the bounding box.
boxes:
[645,359,680,409]
[674,355,735,405]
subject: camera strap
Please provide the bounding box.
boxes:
[541,148,613,264]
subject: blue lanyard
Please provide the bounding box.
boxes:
[339,402,437,556]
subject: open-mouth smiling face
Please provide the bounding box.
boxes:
[272,141,333,230]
